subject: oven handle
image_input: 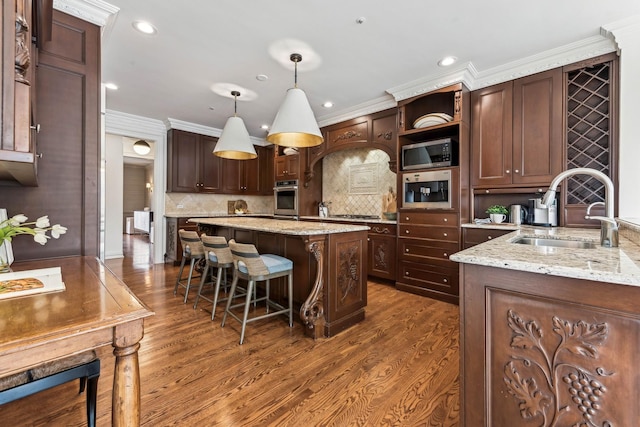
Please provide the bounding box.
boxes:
[273,185,298,191]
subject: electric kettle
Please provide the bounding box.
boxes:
[509,204,528,225]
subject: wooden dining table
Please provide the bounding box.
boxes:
[0,256,154,426]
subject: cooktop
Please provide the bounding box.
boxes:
[329,214,380,219]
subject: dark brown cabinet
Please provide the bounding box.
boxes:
[462,227,512,249]
[396,211,460,304]
[167,129,221,193]
[222,145,272,195]
[367,223,396,281]
[274,152,299,180]
[0,0,52,186]
[471,68,563,188]
[165,217,198,264]
[461,264,640,426]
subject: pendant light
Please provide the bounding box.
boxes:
[213,91,257,160]
[133,139,151,155]
[266,53,323,148]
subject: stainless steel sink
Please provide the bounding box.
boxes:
[512,237,597,249]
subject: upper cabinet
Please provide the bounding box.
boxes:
[167,128,273,195]
[274,149,300,181]
[309,108,397,182]
[222,145,273,195]
[0,0,52,186]
[167,129,221,193]
[471,68,563,188]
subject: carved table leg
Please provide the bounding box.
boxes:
[300,237,325,339]
[112,321,144,426]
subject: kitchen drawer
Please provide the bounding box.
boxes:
[399,211,459,226]
[463,227,512,249]
[397,261,459,303]
[399,224,459,242]
[398,238,458,266]
[368,223,396,235]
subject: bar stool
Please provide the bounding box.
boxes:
[194,234,251,319]
[221,240,294,344]
[173,229,205,303]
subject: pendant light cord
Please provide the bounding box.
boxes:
[290,53,302,89]
[231,90,240,117]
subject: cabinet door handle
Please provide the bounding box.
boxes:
[506,169,510,174]
[30,124,41,133]
[515,169,520,173]
[405,248,409,253]
[405,271,409,276]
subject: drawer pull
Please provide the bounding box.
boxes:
[406,271,410,276]
[443,218,448,222]
[405,230,410,234]
[405,248,409,252]
[443,232,448,237]
[405,217,409,221]
[488,236,492,240]
[443,278,448,283]
[443,253,448,257]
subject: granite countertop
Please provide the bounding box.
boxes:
[165,212,272,218]
[189,216,370,236]
[300,215,396,225]
[450,221,640,286]
[461,222,520,230]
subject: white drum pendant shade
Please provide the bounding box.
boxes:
[266,87,323,148]
[213,116,257,160]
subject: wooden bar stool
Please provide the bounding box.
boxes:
[194,234,251,319]
[173,229,205,303]
[221,240,294,344]
[0,350,100,427]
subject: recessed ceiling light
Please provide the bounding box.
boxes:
[104,82,118,90]
[322,101,334,108]
[438,56,457,67]
[261,124,269,130]
[132,20,157,35]
[256,74,269,82]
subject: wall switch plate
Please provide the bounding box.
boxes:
[177,204,184,209]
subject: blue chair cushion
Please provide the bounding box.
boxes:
[208,251,218,263]
[237,254,293,275]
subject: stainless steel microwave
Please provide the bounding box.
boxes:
[401,137,458,170]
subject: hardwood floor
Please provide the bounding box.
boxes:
[0,235,460,426]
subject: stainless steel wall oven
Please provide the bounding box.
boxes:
[274,180,299,217]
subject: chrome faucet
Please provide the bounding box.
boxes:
[541,167,618,247]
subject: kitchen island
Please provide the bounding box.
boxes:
[190,217,370,338]
[451,222,640,426]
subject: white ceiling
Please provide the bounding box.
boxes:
[96,0,640,140]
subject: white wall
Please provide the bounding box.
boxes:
[604,17,640,222]
[104,133,124,259]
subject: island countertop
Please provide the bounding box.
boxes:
[450,222,640,286]
[189,216,370,235]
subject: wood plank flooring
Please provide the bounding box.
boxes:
[0,235,460,426]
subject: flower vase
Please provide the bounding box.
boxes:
[0,238,14,273]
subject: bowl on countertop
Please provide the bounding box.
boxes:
[383,212,397,220]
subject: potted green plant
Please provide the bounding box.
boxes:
[486,205,508,223]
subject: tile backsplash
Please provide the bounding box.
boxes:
[165,193,273,216]
[322,148,396,216]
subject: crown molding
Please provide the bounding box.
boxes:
[386,63,478,102]
[54,0,118,27]
[316,95,397,128]
[105,110,166,140]
[601,15,640,52]
[471,35,616,90]
[165,118,267,146]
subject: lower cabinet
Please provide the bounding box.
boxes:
[396,211,460,304]
[165,217,198,264]
[367,223,396,281]
[462,227,512,249]
[461,263,640,426]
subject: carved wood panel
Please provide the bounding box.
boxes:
[488,287,639,427]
